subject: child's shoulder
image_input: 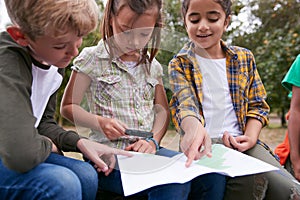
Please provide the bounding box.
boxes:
[168,42,193,62]
[80,45,99,56]
[229,45,252,52]
[1,31,28,53]
[77,40,109,60]
[0,31,32,68]
[150,57,163,77]
[151,57,161,67]
[227,44,254,58]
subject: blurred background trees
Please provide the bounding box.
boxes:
[54,0,300,127]
[1,0,298,126]
[231,0,300,126]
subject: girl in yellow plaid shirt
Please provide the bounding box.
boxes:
[168,0,300,199]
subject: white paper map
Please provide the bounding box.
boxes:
[117,144,279,196]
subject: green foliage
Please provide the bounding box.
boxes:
[157,0,189,128]
[231,0,300,125]
[157,0,188,89]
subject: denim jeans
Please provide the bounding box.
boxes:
[98,147,226,200]
[0,153,98,200]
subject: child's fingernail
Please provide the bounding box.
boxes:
[102,166,108,172]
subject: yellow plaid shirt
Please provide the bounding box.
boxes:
[168,40,269,135]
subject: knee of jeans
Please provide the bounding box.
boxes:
[37,167,81,200]
[206,173,226,185]
[253,174,268,199]
[210,174,226,191]
[149,182,191,199]
[53,169,81,190]
[193,173,226,188]
[77,161,98,183]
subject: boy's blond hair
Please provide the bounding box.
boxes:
[4,0,99,40]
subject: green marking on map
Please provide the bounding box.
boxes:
[195,145,231,170]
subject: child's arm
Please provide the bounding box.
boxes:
[223,61,267,152]
[151,80,170,145]
[245,58,269,129]
[0,49,52,173]
[61,71,127,140]
[41,92,132,174]
[223,54,269,152]
[77,138,132,176]
[223,118,262,152]
[168,56,211,166]
[181,116,212,167]
[288,86,300,181]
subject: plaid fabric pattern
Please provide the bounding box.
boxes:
[72,40,163,149]
[168,40,269,135]
[257,140,280,162]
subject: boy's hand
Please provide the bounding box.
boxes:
[46,137,63,154]
[98,117,128,140]
[77,138,132,176]
[96,153,116,176]
[180,130,212,168]
[125,139,156,154]
[51,141,60,153]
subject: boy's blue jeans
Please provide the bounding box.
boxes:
[0,153,98,200]
[98,147,226,200]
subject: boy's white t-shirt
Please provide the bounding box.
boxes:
[196,55,242,138]
[31,64,62,127]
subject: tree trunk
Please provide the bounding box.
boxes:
[281,107,286,127]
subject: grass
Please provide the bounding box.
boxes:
[259,125,286,150]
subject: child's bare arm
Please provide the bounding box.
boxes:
[288,86,300,181]
[151,79,170,144]
[180,116,212,167]
[223,118,262,152]
[61,71,127,139]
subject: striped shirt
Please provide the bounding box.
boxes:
[168,40,269,135]
[72,40,163,149]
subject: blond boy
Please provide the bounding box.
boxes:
[0,0,130,199]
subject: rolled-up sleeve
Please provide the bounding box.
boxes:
[168,57,204,133]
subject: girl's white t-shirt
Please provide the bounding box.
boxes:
[196,55,242,138]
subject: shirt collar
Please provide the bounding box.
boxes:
[95,39,128,71]
[30,55,51,70]
[95,39,152,73]
[176,40,238,61]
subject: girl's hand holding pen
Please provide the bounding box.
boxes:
[98,117,128,140]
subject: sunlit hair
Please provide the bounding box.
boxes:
[101,0,163,67]
[4,0,99,40]
[181,0,232,26]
